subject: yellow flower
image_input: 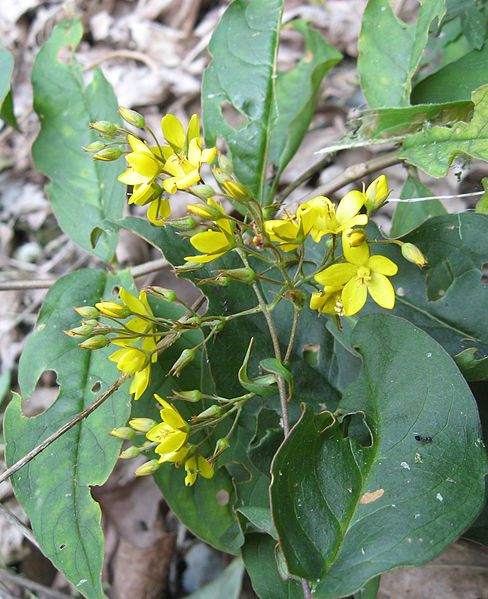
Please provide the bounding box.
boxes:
[160,114,216,193]
[94,301,130,318]
[314,240,398,316]
[146,196,171,226]
[129,365,151,400]
[264,217,303,251]
[185,217,235,263]
[364,175,389,212]
[184,454,214,486]
[109,347,150,374]
[119,134,162,187]
[309,286,344,315]
[298,191,368,237]
[146,394,190,457]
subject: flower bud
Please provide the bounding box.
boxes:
[401,242,428,268]
[196,275,230,287]
[83,319,100,327]
[89,120,119,136]
[365,175,389,212]
[173,389,202,402]
[174,261,203,274]
[119,446,142,459]
[218,154,233,174]
[187,202,223,220]
[145,286,177,303]
[217,267,256,283]
[214,437,230,454]
[196,405,222,419]
[82,141,105,153]
[135,459,161,476]
[212,166,232,186]
[93,148,122,161]
[187,184,215,200]
[64,324,95,337]
[79,335,110,349]
[344,229,367,247]
[166,216,198,231]
[221,180,251,202]
[95,301,131,318]
[169,348,196,377]
[129,418,157,432]
[74,306,99,319]
[119,106,145,128]
[110,427,136,440]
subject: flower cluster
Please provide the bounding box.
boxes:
[86,111,216,226]
[66,287,161,400]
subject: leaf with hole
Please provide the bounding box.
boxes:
[32,19,124,260]
[271,314,487,595]
[4,269,133,598]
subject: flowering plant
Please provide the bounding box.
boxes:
[2,3,488,599]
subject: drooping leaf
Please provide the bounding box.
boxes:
[186,559,244,599]
[270,314,487,595]
[402,84,488,177]
[4,269,133,599]
[358,0,446,107]
[363,214,488,380]
[0,48,19,130]
[242,534,303,599]
[202,2,341,204]
[390,173,446,237]
[32,19,124,260]
[412,45,488,104]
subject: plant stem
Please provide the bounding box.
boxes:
[0,375,130,486]
[0,569,73,599]
[278,153,334,203]
[0,502,39,548]
[284,304,300,364]
[301,579,312,599]
[308,150,402,199]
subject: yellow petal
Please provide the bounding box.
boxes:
[342,233,370,266]
[118,168,146,186]
[130,365,151,400]
[129,183,155,206]
[120,288,147,314]
[184,251,226,263]
[158,445,188,464]
[128,134,152,154]
[314,263,357,287]
[147,197,171,226]
[163,177,178,194]
[187,137,203,166]
[156,430,188,454]
[187,114,200,143]
[367,272,396,309]
[190,230,230,254]
[161,406,187,430]
[342,277,367,316]
[368,255,398,276]
[336,190,366,225]
[176,170,201,190]
[162,114,186,151]
[201,146,217,164]
[126,153,160,178]
[197,455,214,479]
[184,456,198,486]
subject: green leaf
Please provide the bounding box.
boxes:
[475,177,488,214]
[185,558,244,599]
[413,45,488,103]
[354,576,380,599]
[32,19,124,260]
[390,173,446,237]
[202,3,340,204]
[0,48,19,130]
[461,1,488,50]
[270,314,487,594]
[4,269,133,599]
[242,534,303,599]
[364,214,488,380]
[358,0,445,107]
[402,84,488,176]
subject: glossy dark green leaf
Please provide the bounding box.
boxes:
[390,173,446,237]
[242,534,303,599]
[4,269,133,598]
[402,84,488,177]
[32,19,124,260]
[358,0,445,107]
[413,45,488,104]
[0,48,19,129]
[271,314,487,595]
[203,3,340,204]
[364,213,488,380]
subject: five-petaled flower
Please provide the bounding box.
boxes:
[185,215,236,263]
[146,395,190,458]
